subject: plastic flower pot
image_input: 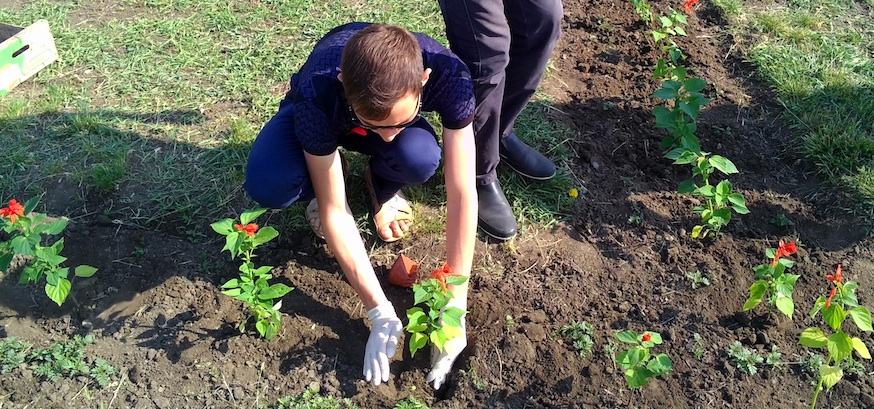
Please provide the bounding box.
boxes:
[389,254,418,288]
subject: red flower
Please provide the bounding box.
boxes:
[0,199,25,224]
[234,223,258,236]
[642,333,652,342]
[826,287,837,308]
[431,262,453,293]
[771,240,797,267]
[683,0,700,13]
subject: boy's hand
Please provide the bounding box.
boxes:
[425,316,466,389]
[364,304,402,386]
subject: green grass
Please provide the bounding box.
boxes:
[0,0,574,237]
[715,0,874,214]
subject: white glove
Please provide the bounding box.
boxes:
[425,316,467,389]
[363,304,402,386]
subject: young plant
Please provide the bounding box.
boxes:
[558,320,595,358]
[629,0,652,23]
[211,209,292,340]
[0,198,98,305]
[0,337,31,373]
[671,151,749,238]
[685,270,710,289]
[725,341,764,375]
[405,263,468,357]
[652,66,710,151]
[799,265,872,409]
[614,330,673,388]
[743,240,799,318]
[687,332,704,360]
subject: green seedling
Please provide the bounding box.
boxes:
[406,263,468,357]
[558,320,595,359]
[614,330,673,388]
[743,240,799,319]
[725,341,764,375]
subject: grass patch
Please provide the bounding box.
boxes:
[0,0,574,238]
[715,0,874,215]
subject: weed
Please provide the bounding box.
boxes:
[628,201,644,225]
[394,396,429,409]
[274,386,358,409]
[765,345,784,370]
[685,270,711,289]
[687,332,704,360]
[28,335,93,382]
[629,0,652,22]
[90,359,118,387]
[465,367,487,391]
[725,341,764,375]
[505,314,515,333]
[769,213,795,227]
[0,337,32,373]
[558,321,595,359]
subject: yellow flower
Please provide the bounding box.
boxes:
[568,188,579,198]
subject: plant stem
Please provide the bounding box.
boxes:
[810,376,823,409]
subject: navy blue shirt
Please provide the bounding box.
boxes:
[289,22,475,156]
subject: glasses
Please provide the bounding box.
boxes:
[349,94,422,131]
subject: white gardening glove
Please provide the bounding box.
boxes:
[363,304,402,386]
[425,315,467,389]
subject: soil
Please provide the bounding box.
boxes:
[2,0,874,408]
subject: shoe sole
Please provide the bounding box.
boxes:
[477,218,517,241]
[499,154,556,180]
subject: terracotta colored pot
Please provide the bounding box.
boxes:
[389,254,419,288]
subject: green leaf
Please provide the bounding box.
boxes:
[11,236,33,256]
[775,296,794,319]
[715,180,731,198]
[0,252,12,273]
[799,328,828,348]
[35,247,66,267]
[646,353,673,374]
[852,337,871,359]
[709,155,739,174]
[21,197,39,215]
[221,288,242,297]
[406,308,428,332]
[677,180,697,194]
[823,305,846,332]
[223,233,241,259]
[652,88,678,100]
[255,320,269,338]
[810,296,826,318]
[684,78,707,93]
[431,329,447,352]
[409,332,428,357]
[413,286,430,305]
[653,106,673,126]
[678,101,700,120]
[445,275,469,286]
[753,265,771,279]
[43,219,69,235]
[46,278,72,306]
[743,281,767,311]
[644,332,663,345]
[442,307,466,327]
[616,330,639,344]
[221,278,241,289]
[827,332,853,363]
[848,306,873,332]
[697,185,715,197]
[691,225,704,238]
[19,265,40,283]
[775,282,794,298]
[240,208,267,225]
[652,31,666,44]
[74,265,98,278]
[258,283,293,300]
[626,367,654,389]
[442,324,462,340]
[253,226,279,246]
[210,219,235,235]
[820,365,843,390]
[673,150,699,165]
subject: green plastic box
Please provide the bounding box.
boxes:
[0,19,58,97]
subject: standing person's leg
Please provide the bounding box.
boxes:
[439,0,519,240]
[244,99,314,209]
[498,0,562,180]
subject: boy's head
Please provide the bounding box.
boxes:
[340,24,425,122]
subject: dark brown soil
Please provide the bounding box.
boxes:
[2,0,873,408]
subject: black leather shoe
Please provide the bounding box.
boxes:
[499,131,556,180]
[477,181,517,240]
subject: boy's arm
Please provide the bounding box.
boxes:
[304,150,401,386]
[425,123,476,390]
[441,123,477,295]
[304,150,389,309]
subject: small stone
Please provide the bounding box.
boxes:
[81,320,93,330]
[233,387,245,400]
[146,349,158,361]
[129,366,141,384]
[591,160,601,170]
[860,393,874,406]
[153,396,172,409]
[618,302,631,313]
[527,310,548,323]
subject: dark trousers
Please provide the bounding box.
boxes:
[244,99,442,209]
[438,0,562,186]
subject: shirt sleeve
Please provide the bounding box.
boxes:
[294,75,342,156]
[419,37,475,130]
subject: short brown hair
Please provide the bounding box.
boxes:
[341,24,423,120]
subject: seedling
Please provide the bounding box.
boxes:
[275,386,359,409]
[799,265,872,408]
[769,213,795,227]
[0,197,98,305]
[765,345,784,370]
[743,240,799,319]
[725,341,763,375]
[614,330,673,388]
[394,396,429,409]
[212,209,292,340]
[687,332,704,360]
[0,337,31,373]
[406,263,468,357]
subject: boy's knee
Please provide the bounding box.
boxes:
[394,133,441,184]
[244,166,309,209]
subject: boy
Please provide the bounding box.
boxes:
[244,23,475,389]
